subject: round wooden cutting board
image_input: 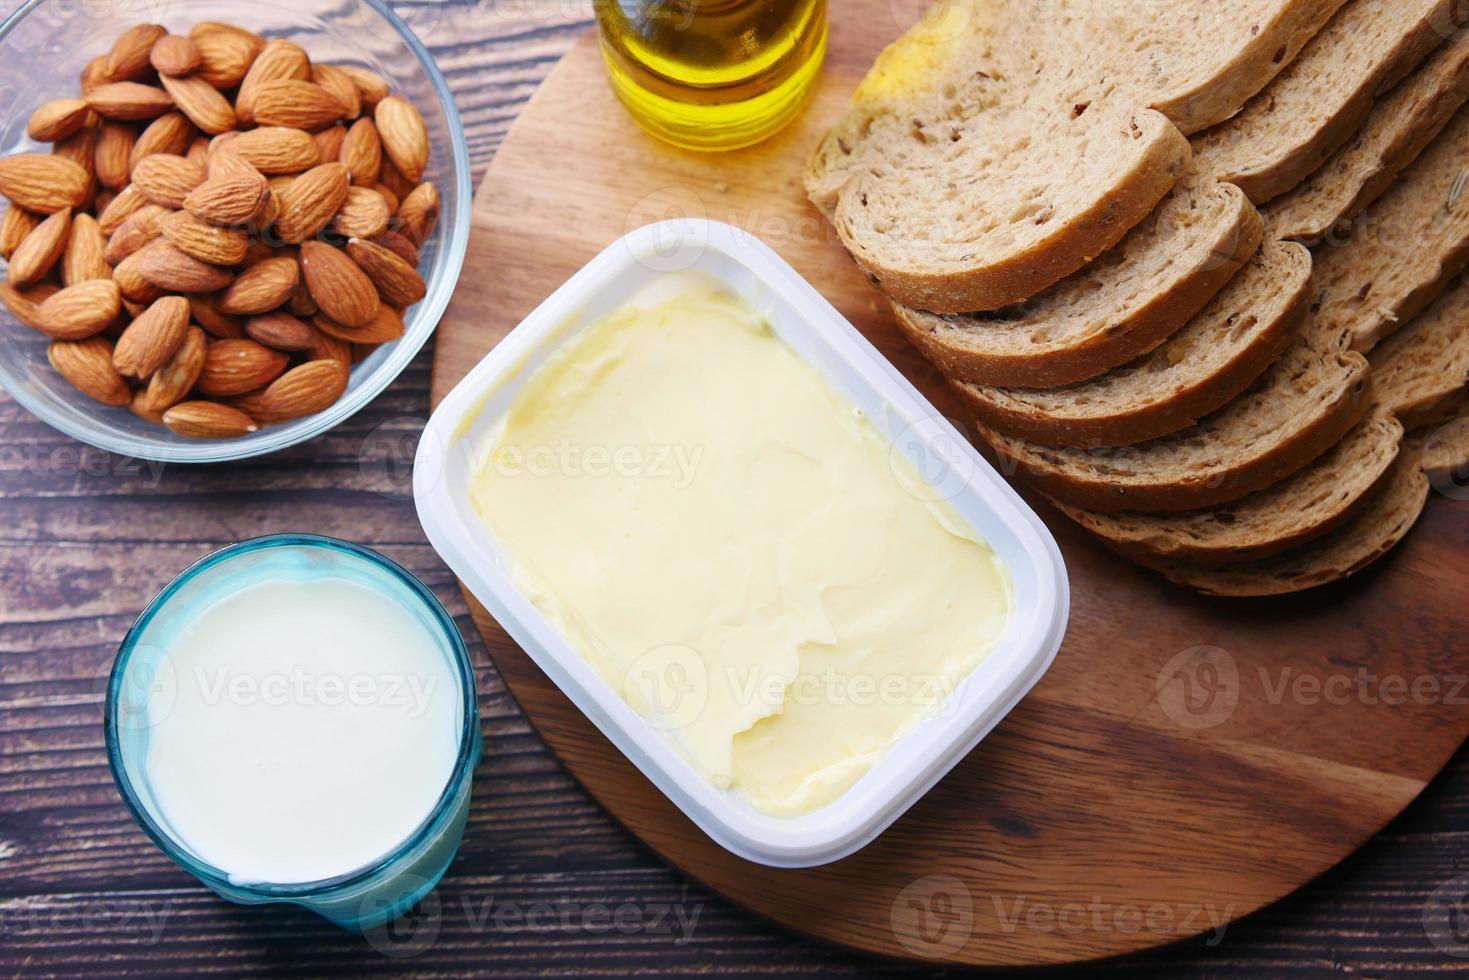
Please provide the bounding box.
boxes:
[428,9,1469,968]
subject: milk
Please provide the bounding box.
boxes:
[142,576,462,885]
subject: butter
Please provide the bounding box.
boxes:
[469,277,1011,817]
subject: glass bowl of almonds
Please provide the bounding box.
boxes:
[0,0,470,461]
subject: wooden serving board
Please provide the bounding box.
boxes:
[429,10,1469,968]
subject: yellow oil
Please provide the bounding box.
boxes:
[595,0,828,151]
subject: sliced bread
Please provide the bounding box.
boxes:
[1371,274,1469,428]
[805,0,1341,313]
[1052,410,1402,565]
[1422,413,1469,485]
[1129,443,1429,596]
[1192,0,1453,204]
[975,312,1372,513]
[890,171,1261,386]
[953,241,1311,448]
[1312,102,1469,352]
[1266,34,1469,242]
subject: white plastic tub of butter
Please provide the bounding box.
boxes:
[414,220,1067,867]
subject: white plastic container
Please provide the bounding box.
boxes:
[414,220,1068,867]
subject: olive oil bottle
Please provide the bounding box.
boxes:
[594,0,828,151]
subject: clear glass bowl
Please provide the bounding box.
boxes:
[0,0,471,462]
[105,534,482,930]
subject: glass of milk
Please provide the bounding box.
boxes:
[105,535,481,930]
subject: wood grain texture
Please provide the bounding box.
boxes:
[2,1,1469,976]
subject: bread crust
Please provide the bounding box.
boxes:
[977,357,1373,513]
[835,114,1191,315]
[952,242,1309,447]
[1150,0,1348,135]
[891,181,1261,386]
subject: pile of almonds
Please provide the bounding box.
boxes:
[0,21,440,440]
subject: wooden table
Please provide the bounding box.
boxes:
[3,4,1469,976]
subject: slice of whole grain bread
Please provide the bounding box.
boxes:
[1267,35,1469,242]
[953,241,1311,447]
[975,312,1373,513]
[1192,0,1454,204]
[805,0,1339,313]
[1052,410,1402,565]
[1130,441,1429,596]
[889,170,1261,386]
[1312,102,1469,352]
[1371,274,1469,428]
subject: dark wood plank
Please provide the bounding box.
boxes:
[3,1,1469,976]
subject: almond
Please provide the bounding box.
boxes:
[346,236,425,307]
[134,240,234,292]
[131,153,206,208]
[314,304,402,344]
[274,162,349,243]
[255,358,349,422]
[224,127,319,175]
[245,310,319,351]
[376,225,420,267]
[8,207,72,287]
[339,117,382,186]
[311,64,360,121]
[1,206,40,260]
[52,139,99,216]
[111,249,166,303]
[197,338,289,396]
[186,136,211,170]
[163,400,260,437]
[131,111,196,171]
[206,145,264,183]
[104,202,168,265]
[159,209,249,266]
[0,155,90,213]
[138,324,206,412]
[254,80,348,132]
[27,99,91,142]
[80,56,114,96]
[112,294,190,378]
[375,97,429,184]
[332,185,390,239]
[184,172,271,227]
[287,274,318,317]
[50,336,132,405]
[160,73,237,135]
[104,24,167,81]
[217,255,300,315]
[307,331,352,369]
[313,125,347,163]
[236,40,311,124]
[151,35,202,77]
[396,181,439,245]
[241,235,276,266]
[36,278,122,340]
[336,65,389,108]
[95,122,136,190]
[98,185,147,235]
[373,183,399,214]
[129,388,166,424]
[62,213,111,284]
[299,240,379,327]
[0,280,58,331]
[188,293,245,338]
[86,82,174,121]
[189,23,264,89]
[377,155,415,202]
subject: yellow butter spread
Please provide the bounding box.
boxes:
[470,277,1011,817]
